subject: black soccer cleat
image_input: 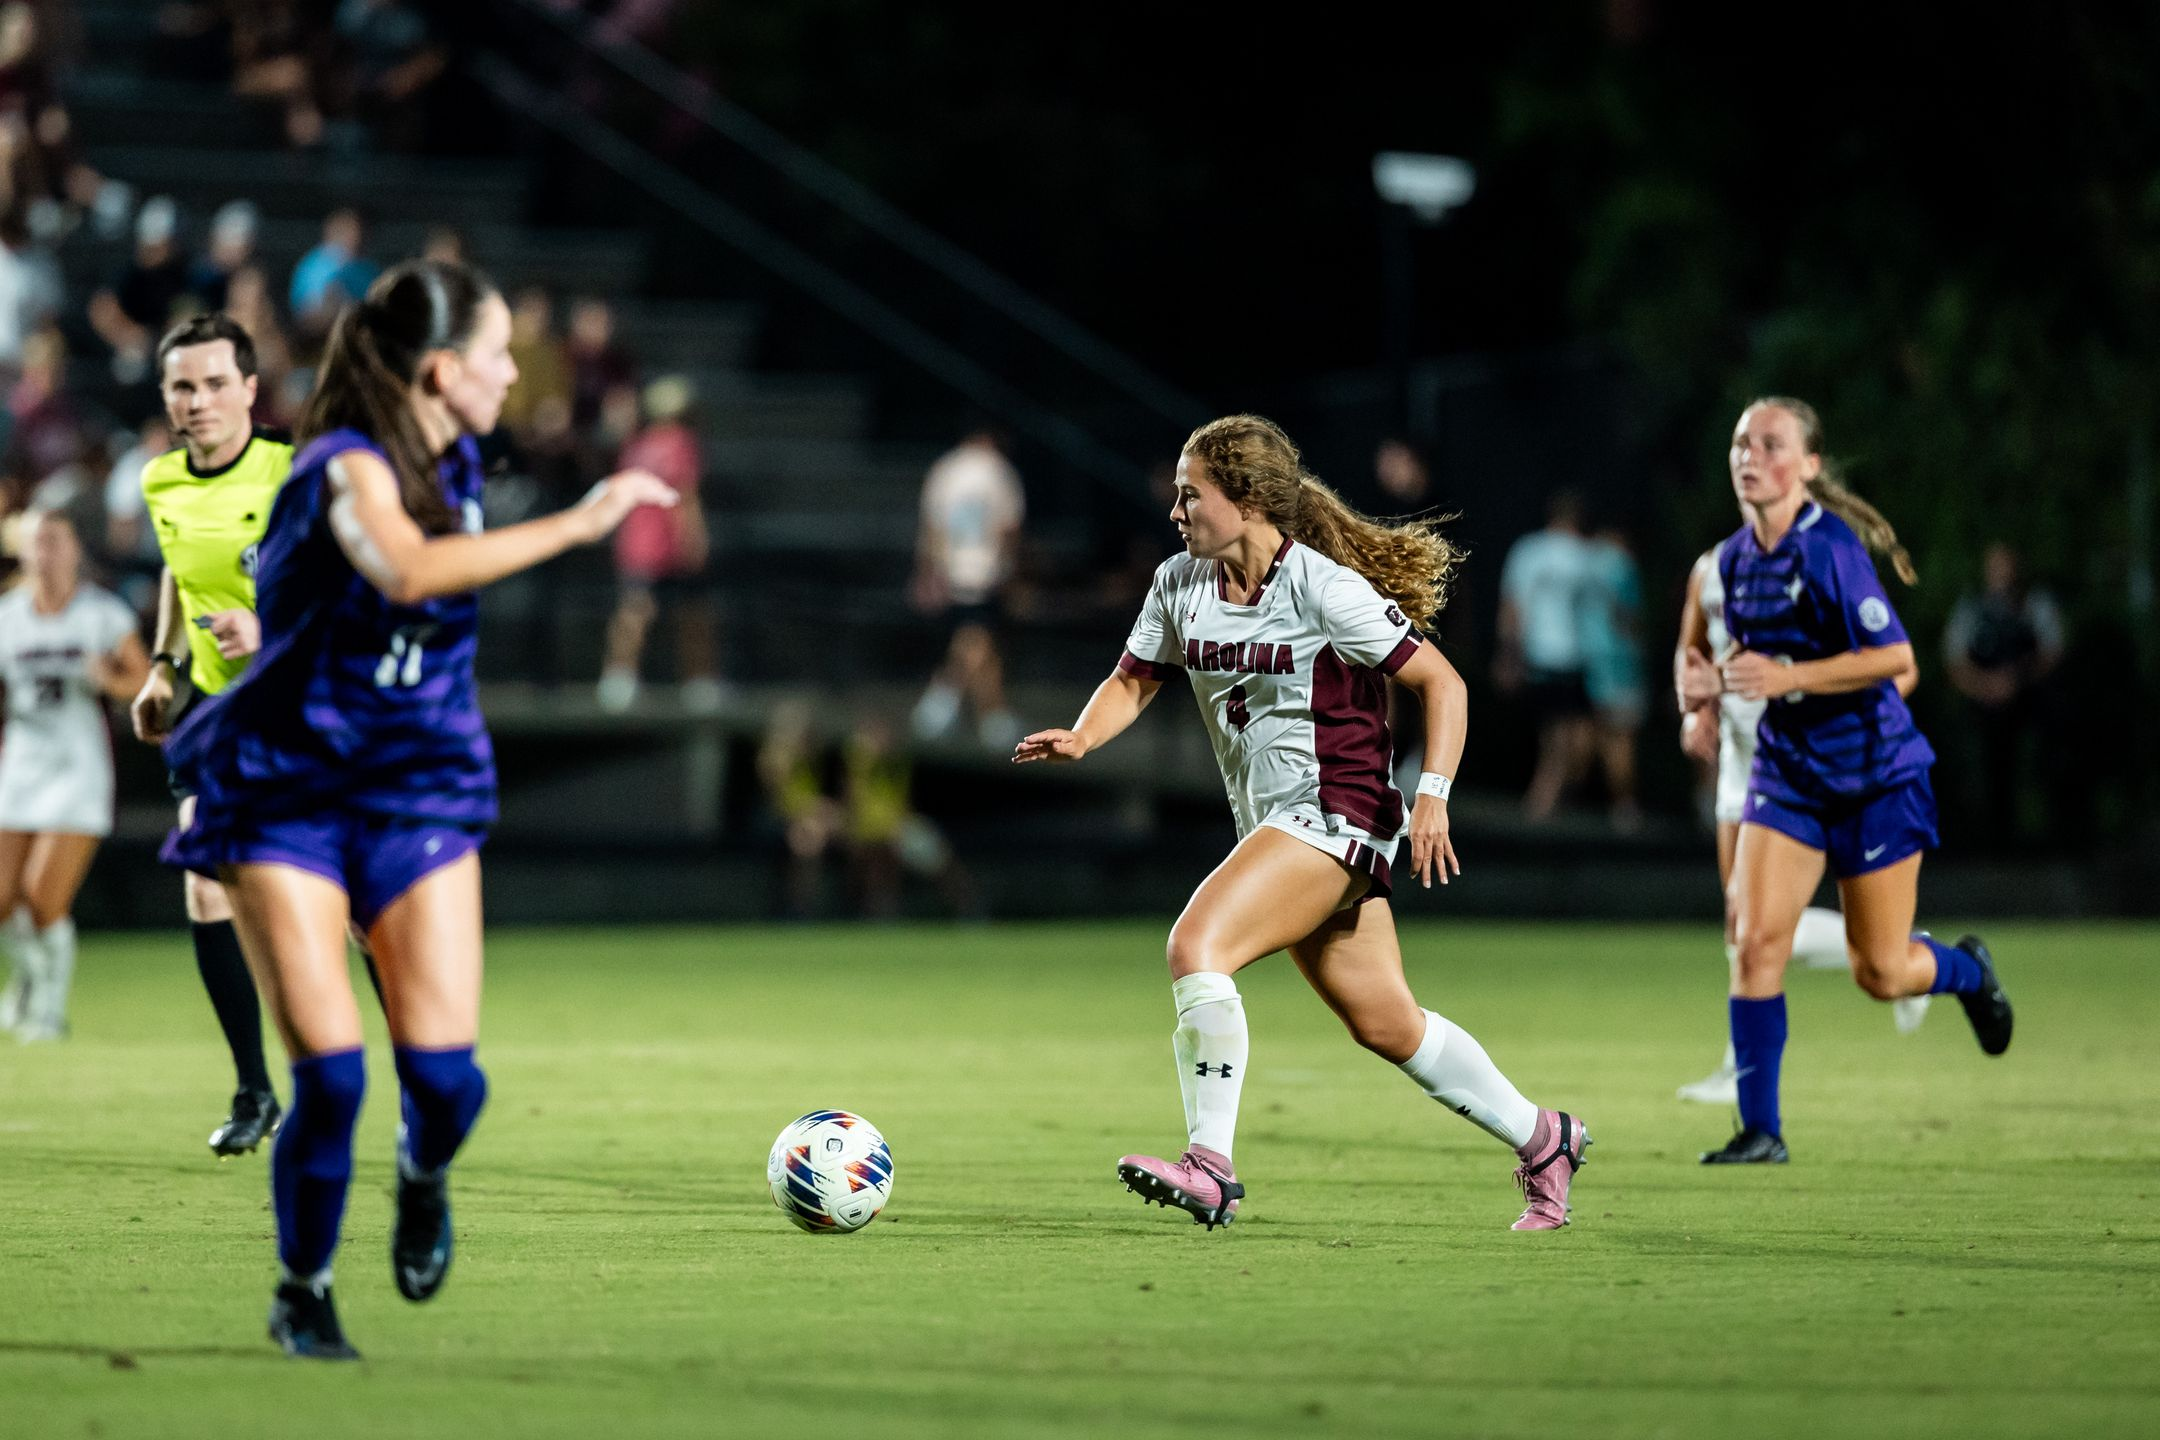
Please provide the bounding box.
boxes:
[392,1166,454,1302]
[1953,935,2013,1056]
[267,1280,361,1361]
[209,1089,282,1158]
[1700,1126,1790,1164]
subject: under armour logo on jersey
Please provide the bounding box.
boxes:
[1195,1062,1235,1079]
[1784,576,1805,603]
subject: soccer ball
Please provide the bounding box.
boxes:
[767,1110,894,1233]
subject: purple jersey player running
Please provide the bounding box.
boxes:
[1702,397,2012,1166]
[164,260,674,1358]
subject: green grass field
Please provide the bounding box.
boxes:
[2,920,2156,1439]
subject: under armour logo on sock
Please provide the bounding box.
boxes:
[1195,1062,1234,1079]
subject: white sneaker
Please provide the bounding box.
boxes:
[14,1018,66,1044]
[1677,1064,1738,1105]
[1891,995,1931,1035]
[597,670,639,714]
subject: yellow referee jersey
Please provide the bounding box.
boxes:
[140,428,294,695]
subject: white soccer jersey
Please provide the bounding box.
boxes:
[1699,540,1766,823]
[0,582,136,836]
[1120,539,1422,883]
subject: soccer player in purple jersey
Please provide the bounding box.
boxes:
[163,260,675,1358]
[1015,416,1590,1232]
[1701,397,2012,1166]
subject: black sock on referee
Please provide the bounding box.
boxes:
[192,921,271,1095]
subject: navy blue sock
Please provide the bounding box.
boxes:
[1922,934,1984,994]
[272,1049,366,1277]
[1729,995,1788,1138]
[393,1045,489,1176]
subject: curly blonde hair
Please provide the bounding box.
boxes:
[1182,414,1463,630]
[1748,396,1917,585]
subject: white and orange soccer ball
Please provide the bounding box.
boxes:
[766,1110,895,1233]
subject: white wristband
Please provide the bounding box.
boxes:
[1416,772,1453,801]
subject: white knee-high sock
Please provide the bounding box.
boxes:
[0,908,35,1028]
[1171,972,1247,1160]
[1791,906,1849,970]
[1396,1009,1539,1149]
[35,918,75,1030]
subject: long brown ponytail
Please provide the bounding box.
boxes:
[1751,395,1917,585]
[300,259,499,535]
[1183,414,1464,630]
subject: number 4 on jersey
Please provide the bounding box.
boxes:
[1225,685,1251,732]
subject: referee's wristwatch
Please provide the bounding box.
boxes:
[150,653,185,675]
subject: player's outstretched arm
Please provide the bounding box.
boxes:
[327,449,677,605]
[1392,642,1465,888]
[1012,670,1159,764]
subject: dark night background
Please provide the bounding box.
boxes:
[451,0,2160,847]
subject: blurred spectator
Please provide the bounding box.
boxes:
[758,698,842,919]
[289,206,377,334]
[420,224,463,265]
[2,325,80,517]
[334,0,447,147]
[101,414,172,612]
[1944,542,2066,843]
[502,286,572,444]
[0,3,102,222]
[0,210,59,369]
[566,296,635,435]
[221,263,294,419]
[597,375,719,712]
[184,200,260,312]
[1374,436,1432,512]
[25,429,112,576]
[1495,490,1595,821]
[909,431,1025,750]
[227,0,329,148]
[842,714,974,920]
[1582,524,1646,830]
[0,3,52,119]
[88,196,190,382]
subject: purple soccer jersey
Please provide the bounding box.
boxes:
[166,427,496,828]
[1717,501,1935,804]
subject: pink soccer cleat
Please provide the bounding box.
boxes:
[1116,1145,1243,1230]
[1511,1109,1591,1231]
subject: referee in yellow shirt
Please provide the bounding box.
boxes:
[129,314,292,1157]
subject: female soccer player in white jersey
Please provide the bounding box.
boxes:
[1670,530,1929,1104]
[0,510,150,1039]
[1015,414,1590,1231]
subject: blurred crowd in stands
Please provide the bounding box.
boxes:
[157,0,447,152]
[0,0,2078,862]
